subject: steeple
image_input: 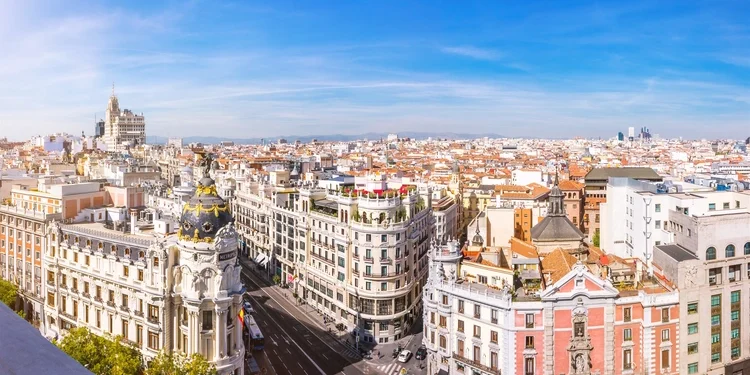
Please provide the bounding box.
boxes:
[548,168,566,217]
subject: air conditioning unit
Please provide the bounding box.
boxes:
[708,275,716,284]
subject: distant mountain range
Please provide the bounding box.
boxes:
[147,132,504,145]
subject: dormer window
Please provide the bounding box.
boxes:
[139,251,145,260]
[124,248,130,257]
[86,239,91,247]
[98,243,103,250]
[111,245,116,254]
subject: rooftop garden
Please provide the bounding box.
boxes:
[338,184,417,199]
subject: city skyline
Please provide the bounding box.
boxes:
[1,0,749,140]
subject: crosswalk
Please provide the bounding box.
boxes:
[376,362,407,375]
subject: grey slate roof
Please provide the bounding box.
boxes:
[656,244,698,261]
[584,167,661,181]
[530,216,585,241]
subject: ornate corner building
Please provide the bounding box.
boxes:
[42,173,245,374]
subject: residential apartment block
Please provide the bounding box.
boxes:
[233,171,443,343]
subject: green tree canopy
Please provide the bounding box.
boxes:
[592,231,601,247]
[147,351,216,375]
[0,279,19,308]
[56,327,143,375]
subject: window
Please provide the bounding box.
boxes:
[711,314,720,326]
[688,342,698,354]
[47,292,55,307]
[524,358,534,375]
[732,345,741,359]
[661,329,670,341]
[712,333,721,344]
[525,314,534,328]
[661,349,669,369]
[712,352,721,363]
[202,311,213,330]
[724,202,730,210]
[122,319,128,338]
[687,302,697,314]
[136,325,143,346]
[491,331,498,344]
[138,269,143,281]
[654,204,661,212]
[655,220,661,229]
[726,244,736,258]
[439,335,446,349]
[623,328,632,341]
[732,290,741,303]
[685,363,699,374]
[148,304,159,320]
[148,332,159,350]
[661,308,669,323]
[688,323,698,335]
[711,294,721,307]
[525,336,534,348]
[458,300,464,313]
[365,234,371,242]
[473,325,481,338]
[381,234,387,243]
[623,349,632,370]
[709,203,716,211]
[123,265,129,277]
[706,246,716,260]
[457,320,464,332]
[732,328,740,339]
[122,294,128,308]
[439,316,446,328]
[473,304,481,318]
[623,307,631,322]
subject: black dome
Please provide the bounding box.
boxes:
[178,177,233,243]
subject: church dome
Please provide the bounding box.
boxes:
[178,177,233,243]
[471,226,484,246]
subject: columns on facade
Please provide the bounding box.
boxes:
[604,302,615,375]
[543,304,555,375]
[188,309,198,354]
[215,306,226,360]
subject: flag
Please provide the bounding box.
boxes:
[238,308,245,327]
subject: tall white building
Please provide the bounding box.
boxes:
[233,171,440,343]
[44,173,245,374]
[600,177,750,269]
[104,87,146,152]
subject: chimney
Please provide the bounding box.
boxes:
[635,259,642,284]
[130,209,137,235]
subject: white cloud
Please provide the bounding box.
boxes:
[439,46,502,61]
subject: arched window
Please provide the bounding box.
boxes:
[124,248,130,257]
[439,335,446,349]
[706,247,716,260]
[726,244,736,258]
[86,239,91,247]
[745,242,750,255]
[111,245,116,254]
[139,251,145,259]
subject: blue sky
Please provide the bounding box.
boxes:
[0,0,748,140]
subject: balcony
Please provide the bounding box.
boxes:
[364,257,374,264]
[94,296,103,303]
[46,279,55,287]
[454,352,501,375]
[106,300,116,308]
[364,272,401,279]
[380,257,392,265]
[120,305,130,313]
[147,316,159,325]
[311,252,334,265]
[134,310,144,317]
[352,254,360,261]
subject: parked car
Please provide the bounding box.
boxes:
[415,346,427,360]
[397,350,412,363]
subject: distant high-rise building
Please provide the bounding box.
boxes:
[94,119,105,138]
[617,132,624,141]
[103,85,146,152]
[627,127,635,141]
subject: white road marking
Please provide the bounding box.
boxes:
[321,353,328,360]
[243,271,328,375]
[298,363,304,368]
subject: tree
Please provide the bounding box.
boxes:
[592,231,601,247]
[56,327,143,375]
[272,275,281,285]
[147,351,216,375]
[0,279,18,309]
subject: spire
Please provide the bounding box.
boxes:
[547,165,566,217]
[112,82,115,97]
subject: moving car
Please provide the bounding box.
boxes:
[415,346,427,360]
[397,350,412,363]
[243,301,255,315]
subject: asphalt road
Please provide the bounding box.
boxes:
[241,267,365,375]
